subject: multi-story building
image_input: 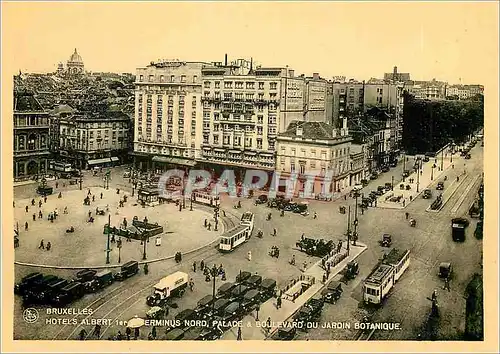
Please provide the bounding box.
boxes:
[66,48,85,75]
[303,73,332,124]
[365,107,394,169]
[446,84,484,100]
[276,120,352,195]
[349,143,368,185]
[132,60,210,172]
[405,79,447,100]
[59,110,130,169]
[331,80,364,128]
[384,66,411,83]
[49,104,75,155]
[13,91,50,180]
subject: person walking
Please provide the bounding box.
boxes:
[192,261,197,273]
[25,221,29,231]
[276,296,282,309]
[247,250,252,261]
[125,327,132,340]
[189,278,194,291]
[273,228,277,237]
[200,259,205,271]
[100,192,103,199]
[93,324,101,338]
[314,212,317,219]
[443,277,451,292]
[207,223,211,231]
[33,213,36,221]
[39,239,45,249]
[134,327,139,340]
[25,206,29,213]
[46,241,51,251]
[39,210,43,219]
[79,328,87,340]
[39,200,42,208]
[303,261,307,272]
[405,212,409,220]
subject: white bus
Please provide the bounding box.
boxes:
[240,212,255,235]
[219,224,251,252]
[363,249,410,305]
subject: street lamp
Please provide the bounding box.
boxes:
[142,234,148,260]
[402,151,406,182]
[190,194,193,211]
[346,205,351,256]
[416,160,421,193]
[431,164,435,181]
[440,148,444,171]
[117,238,122,263]
[211,264,218,317]
[105,214,111,264]
[391,176,394,191]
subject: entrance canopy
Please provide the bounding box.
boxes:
[152,156,196,167]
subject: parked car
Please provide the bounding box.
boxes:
[379,234,392,247]
[438,262,453,279]
[381,165,390,173]
[114,260,139,281]
[436,182,445,190]
[370,172,378,180]
[321,281,343,304]
[254,195,268,205]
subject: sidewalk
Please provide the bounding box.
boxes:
[221,241,368,340]
[376,154,454,210]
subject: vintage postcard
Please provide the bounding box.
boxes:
[1,1,498,353]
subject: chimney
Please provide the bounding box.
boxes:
[393,66,398,74]
[225,54,228,66]
[313,73,319,80]
[332,128,337,138]
[289,69,294,78]
[296,125,303,137]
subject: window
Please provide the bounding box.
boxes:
[149,75,154,82]
[224,93,232,100]
[139,75,144,82]
[246,82,255,89]
[160,75,164,82]
[290,162,295,173]
[193,75,198,83]
[269,127,276,135]
[311,149,316,158]
[204,81,211,88]
[270,82,277,90]
[215,81,220,89]
[235,82,244,89]
[214,135,219,144]
[299,164,305,174]
[310,161,316,168]
[181,75,186,83]
[257,115,263,124]
[291,148,296,156]
[257,127,263,135]
[321,151,327,160]
[257,139,262,149]
[170,75,175,82]
[268,141,275,150]
[258,82,264,90]
[224,81,233,89]
[246,93,254,100]
[268,115,276,124]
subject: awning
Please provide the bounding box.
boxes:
[110,157,119,162]
[214,148,226,152]
[228,150,242,154]
[88,158,112,165]
[244,151,257,156]
[152,156,197,167]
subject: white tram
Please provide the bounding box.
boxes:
[219,224,251,252]
[192,191,220,207]
[363,248,410,305]
[240,212,255,235]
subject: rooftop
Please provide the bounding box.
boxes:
[365,264,393,285]
[14,92,46,112]
[280,121,343,140]
[382,248,409,265]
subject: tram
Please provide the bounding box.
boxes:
[362,248,410,305]
[240,212,255,235]
[219,224,251,252]
[192,191,220,207]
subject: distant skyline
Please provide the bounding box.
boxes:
[3,2,498,85]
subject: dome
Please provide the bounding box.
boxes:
[69,48,83,63]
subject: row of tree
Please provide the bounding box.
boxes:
[402,93,484,155]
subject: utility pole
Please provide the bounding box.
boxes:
[105,214,111,264]
[441,148,444,171]
[346,205,351,256]
[142,234,148,260]
[353,193,359,246]
[416,159,420,192]
[402,151,406,182]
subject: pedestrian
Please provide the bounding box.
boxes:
[39,200,42,208]
[403,199,406,207]
[327,262,331,273]
[79,328,87,340]
[46,242,51,251]
[193,261,197,273]
[200,259,205,271]
[25,221,29,231]
[25,205,29,213]
[266,316,272,334]
[33,213,36,221]
[64,206,68,214]
[247,250,252,261]
[222,210,226,217]
[303,261,307,272]
[290,254,296,265]
[189,278,194,291]
[321,258,326,269]
[88,189,91,196]
[314,212,317,219]
[322,273,327,284]
[344,195,347,201]
[56,182,59,188]
[100,192,103,199]
[92,195,95,202]
[44,196,47,203]
[273,228,277,237]
[134,327,139,340]
[405,212,409,220]
[31,198,35,206]
[276,296,282,309]
[208,223,211,231]
[444,277,451,292]
[13,201,15,208]
[151,326,157,339]
[39,239,45,249]
[204,219,207,228]
[39,210,43,219]
[125,327,131,340]
[94,324,101,338]
[88,211,92,218]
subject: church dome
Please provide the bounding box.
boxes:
[69,48,83,63]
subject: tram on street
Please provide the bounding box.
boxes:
[219,224,251,252]
[363,248,410,305]
[240,211,255,235]
[192,191,220,207]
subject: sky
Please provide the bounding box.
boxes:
[2,1,498,85]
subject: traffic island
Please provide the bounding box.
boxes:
[220,242,367,340]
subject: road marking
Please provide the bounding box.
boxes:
[451,174,481,214]
[425,175,468,213]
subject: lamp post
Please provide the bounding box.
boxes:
[346,205,351,256]
[117,238,122,263]
[142,234,148,260]
[431,164,435,181]
[190,194,193,211]
[440,148,444,171]
[416,160,420,193]
[391,176,394,191]
[105,214,111,264]
[211,264,217,317]
[79,171,83,190]
[402,151,406,182]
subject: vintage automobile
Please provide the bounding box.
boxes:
[241,289,261,311]
[321,281,343,304]
[114,260,139,281]
[379,234,392,247]
[41,279,69,304]
[376,186,385,195]
[244,275,263,289]
[360,179,369,187]
[423,156,430,162]
[165,328,185,341]
[254,195,268,205]
[22,275,60,305]
[345,261,359,280]
[36,185,53,196]
[230,284,250,300]
[436,182,445,190]
[438,262,453,279]
[212,298,231,316]
[15,272,43,296]
[235,271,252,284]
[146,272,188,307]
[259,278,277,301]
[370,172,378,180]
[216,302,244,328]
[182,326,222,341]
[293,298,324,328]
[84,270,114,293]
[423,189,432,199]
[175,309,197,327]
[197,295,215,310]
[384,182,392,191]
[276,326,297,340]
[53,282,85,307]
[451,217,469,242]
[146,306,167,320]
[381,165,390,173]
[296,237,334,258]
[292,202,309,215]
[216,283,236,299]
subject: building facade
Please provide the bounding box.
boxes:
[66,48,85,75]
[349,143,368,185]
[59,111,130,169]
[303,74,332,124]
[132,60,210,172]
[446,84,484,100]
[13,91,50,180]
[276,121,352,195]
[384,66,411,83]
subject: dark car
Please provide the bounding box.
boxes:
[235,271,251,283]
[53,282,84,306]
[183,326,221,341]
[381,165,390,173]
[22,275,59,305]
[451,217,469,242]
[379,234,392,247]
[402,170,410,178]
[42,279,69,304]
[165,328,185,341]
[213,298,231,315]
[114,260,139,281]
[217,301,243,327]
[244,275,263,288]
[345,261,359,280]
[423,156,430,162]
[321,281,343,304]
[175,309,197,327]
[84,270,114,293]
[436,182,445,190]
[230,285,249,300]
[360,179,369,186]
[259,278,277,300]
[369,172,378,180]
[423,189,432,199]
[15,272,43,295]
[241,289,261,310]
[75,269,97,283]
[255,195,268,205]
[197,295,215,309]
[216,283,236,299]
[438,262,453,279]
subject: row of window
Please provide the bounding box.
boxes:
[14,116,49,127]
[138,74,199,84]
[280,147,349,159]
[204,81,277,90]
